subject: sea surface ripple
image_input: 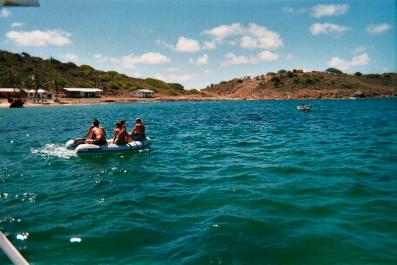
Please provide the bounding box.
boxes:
[1,99,396,264]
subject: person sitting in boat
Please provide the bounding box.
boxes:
[85,118,107,145]
[129,118,145,141]
[113,121,128,145]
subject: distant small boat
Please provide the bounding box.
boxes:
[297,104,311,111]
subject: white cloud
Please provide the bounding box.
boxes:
[309,23,350,35]
[175,37,200,52]
[257,50,279,61]
[312,4,349,18]
[203,41,216,50]
[242,23,283,50]
[131,72,142,78]
[223,53,251,66]
[1,9,11,18]
[156,39,174,50]
[153,73,166,81]
[282,7,307,14]
[203,23,282,50]
[366,23,392,35]
[202,23,243,42]
[240,36,257,49]
[351,46,367,54]
[167,67,179,72]
[62,53,78,63]
[327,53,369,71]
[6,30,71,47]
[189,54,208,65]
[121,52,170,69]
[94,54,119,63]
[95,52,170,69]
[154,73,197,83]
[169,74,197,82]
[223,50,280,66]
[11,22,23,28]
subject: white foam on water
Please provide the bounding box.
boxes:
[70,237,82,243]
[31,144,76,159]
[16,233,29,241]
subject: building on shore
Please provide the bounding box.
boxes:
[63,88,102,98]
[23,89,53,99]
[293,69,304,73]
[0,88,26,98]
[131,89,155,98]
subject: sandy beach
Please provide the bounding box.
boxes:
[0,94,248,108]
[2,94,396,108]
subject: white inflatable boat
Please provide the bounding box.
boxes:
[65,137,151,154]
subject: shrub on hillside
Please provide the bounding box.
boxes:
[383,73,392,80]
[80,65,94,76]
[107,71,120,76]
[99,73,111,82]
[326,68,343,74]
[287,71,296,78]
[366,74,381,79]
[301,77,314,85]
[78,81,95,88]
[342,83,353,89]
[145,78,170,90]
[50,77,68,88]
[189,89,200,94]
[125,83,142,91]
[49,57,62,65]
[271,76,282,87]
[109,82,121,90]
[168,83,184,90]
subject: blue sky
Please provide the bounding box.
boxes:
[0,0,395,89]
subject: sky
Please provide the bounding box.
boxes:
[0,0,396,89]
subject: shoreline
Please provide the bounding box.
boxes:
[1,95,395,108]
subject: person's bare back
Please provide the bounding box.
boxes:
[132,123,145,135]
[85,119,107,145]
[92,127,106,141]
[129,118,146,141]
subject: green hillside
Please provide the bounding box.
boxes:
[0,50,185,96]
[203,69,397,99]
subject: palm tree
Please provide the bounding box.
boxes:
[32,73,42,102]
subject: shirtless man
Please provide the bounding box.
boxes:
[85,119,107,145]
[129,118,145,141]
[113,121,128,144]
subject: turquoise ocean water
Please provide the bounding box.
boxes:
[1,99,396,264]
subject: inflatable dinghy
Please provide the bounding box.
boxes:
[65,137,151,154]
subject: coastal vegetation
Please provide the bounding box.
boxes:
[0,50,186,96]
[203,69,397,99]
[1,50,396,100]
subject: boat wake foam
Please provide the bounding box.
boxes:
[31,144,77,159]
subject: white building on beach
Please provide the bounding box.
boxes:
[0,88,24,98]
[63,88,103,98]
[131,89,155,98]
[24,89,52,99]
